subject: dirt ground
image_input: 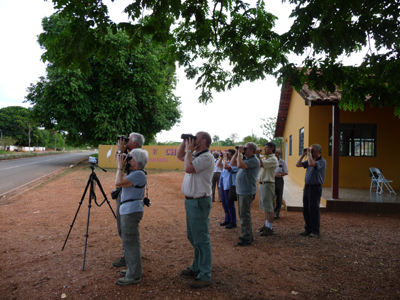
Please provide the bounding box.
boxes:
[1,161,400,300]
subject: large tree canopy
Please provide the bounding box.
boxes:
[26,14,181,146]
[279,0,400,115]
[40,0,400,116]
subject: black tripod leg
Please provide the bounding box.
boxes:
[62,175,92,251]
[93,174,117,219]
[82,174,94,271]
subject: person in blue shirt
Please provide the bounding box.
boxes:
[115,148,148,285]
[217,149,238,229]
[296,144,326,238]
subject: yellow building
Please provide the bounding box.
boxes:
[275,84,400,197]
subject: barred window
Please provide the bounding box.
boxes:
[329,123,377,157]
[299,128,304,156]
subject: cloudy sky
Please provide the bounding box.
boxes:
[0,0,304,143]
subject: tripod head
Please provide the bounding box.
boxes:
[88,157,107,173]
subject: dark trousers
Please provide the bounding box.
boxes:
[274,177,284,216]
[211,172,222,202]
[302,185,322,235]
[116,192,124,257]
[220,181,237,225]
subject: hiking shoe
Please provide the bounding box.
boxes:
[299,231,310,236]
[116,277,141,286]
[237,239,252,246]
[181,268,199,276]
[238,236,253,242]
[258,226,268,232]
[260,228,274,236]
[112,256,126,267]
[189,278,211,288]
[274,215,280,219]
[220,221,230,226]
[120,269,127,276]
[308,233,320,238]
[225,223,237,229]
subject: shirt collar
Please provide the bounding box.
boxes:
[194,148,209,157]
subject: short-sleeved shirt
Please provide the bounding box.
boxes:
[236,155,260,195]
[258,154,278,182]
[219,162,238,190]
[120,170,146,215]
[276,158,289,175]
[214,158,223,173]
[182,149,214,198]
[302,156,327,185]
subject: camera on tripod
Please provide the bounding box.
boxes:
[89,156,98,164]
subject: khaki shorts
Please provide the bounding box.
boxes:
[259,183,275,212]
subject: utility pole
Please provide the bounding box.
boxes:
[28,123,31,153]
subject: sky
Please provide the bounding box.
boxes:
[0,0,307,143]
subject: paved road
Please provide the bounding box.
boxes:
[0,152,96,196]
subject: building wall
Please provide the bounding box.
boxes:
[281,92,310,187]
[283,95,400,189]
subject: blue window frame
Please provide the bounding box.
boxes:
[289,135,292,156]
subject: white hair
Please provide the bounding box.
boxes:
[129,148,148,169]
[129,132,145,148]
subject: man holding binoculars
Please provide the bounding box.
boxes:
[296,144,326,238]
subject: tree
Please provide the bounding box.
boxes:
[279,0,400,116]
[1,136,17,150]
[221,138,234,146]
[39,1,400,115]
[260,117,282,149]
[0,106,41,146]
[26,14,181,146]
[243,134,258,143]
[39,0,286,103]
[229,133,239,144]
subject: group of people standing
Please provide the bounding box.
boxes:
[110,130,326,289]
[212,142,289,244]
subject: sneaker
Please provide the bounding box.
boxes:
[112,256,126,267]
[189,278,211,288]
[220,221,230,226]
[299,231,310,236]
[116,277,141,285]
[237,239,252,246]
[260,228,274,236]
[308,233,320,238]
[120,269,127,276]
[181,268,199,276]
[225,223,237,229]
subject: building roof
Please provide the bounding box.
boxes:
[275,84,340,137]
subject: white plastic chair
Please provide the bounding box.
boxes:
[369,167,396,195]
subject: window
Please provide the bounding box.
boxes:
[289,135,292,156]
[299,128,304,155]
[329,123,377,157]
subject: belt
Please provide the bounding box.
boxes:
[259,181,274,184]
[185,196,205,199]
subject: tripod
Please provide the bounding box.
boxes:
[62,163,116,270]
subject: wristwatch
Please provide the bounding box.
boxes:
[187,150,192,153]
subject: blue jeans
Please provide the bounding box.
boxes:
[185,196,212,281]
[220,181,236,224]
